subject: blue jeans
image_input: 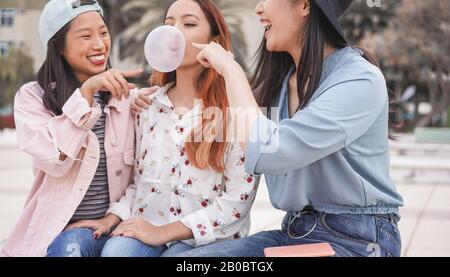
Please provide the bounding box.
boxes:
[47,228,109,257]
[46,227,195,257]
[169,211,402,257]
[101,237,194,257]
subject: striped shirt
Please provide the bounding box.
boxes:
[71,92,110,222]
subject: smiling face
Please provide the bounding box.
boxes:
[62,11,110,82]
[255,0,310,54]
[164,0,212,69]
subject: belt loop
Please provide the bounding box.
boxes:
[287,208,317,240]
[302,205,314,213]
[389,214,397,225]
[390,214,400,234]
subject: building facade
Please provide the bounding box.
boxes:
[0,0,47,71]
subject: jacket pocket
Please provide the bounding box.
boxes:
[122,149,135,166]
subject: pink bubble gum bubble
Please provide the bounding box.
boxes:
[168,33,182,52]
[144,25,186,73]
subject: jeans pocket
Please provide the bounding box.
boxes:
[321,213,378,245]
[375,216,402,255]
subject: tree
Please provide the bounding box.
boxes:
[360,0,450,127]
[340,0,402,43]
[98,0,129,38]
[0,47,35,109]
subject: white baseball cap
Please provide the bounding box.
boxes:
[39,0,104,50]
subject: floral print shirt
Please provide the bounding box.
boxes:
[108,84,258,246]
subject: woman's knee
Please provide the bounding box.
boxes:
[101,236,165,257]
[160,242,194,257]
[101,237,132,257]
[47,227,95,257]
[172,232,283,257]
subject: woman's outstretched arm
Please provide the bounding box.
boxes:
[193,42,263,151]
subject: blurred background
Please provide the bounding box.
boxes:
[0,0,449,256]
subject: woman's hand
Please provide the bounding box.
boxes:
[111,217,168,246]
[193,42,237,77]
[131,86,160,114]
[194,42,261,152]
[81,68,143,105]
[64,214,121,239]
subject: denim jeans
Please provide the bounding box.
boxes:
[169,210,402,257]
[47,228,109,257]
[46,227,195,257]
[101,237,194,257]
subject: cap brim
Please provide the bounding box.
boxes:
[326,16,348,43]
[314,0,351,43]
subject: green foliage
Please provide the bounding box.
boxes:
[340,0,402,43]
[0,47,35,108]
[360,0,450,127]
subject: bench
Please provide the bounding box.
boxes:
[415,127,450,144]
[389,142,450,156]
[390,156,450,171]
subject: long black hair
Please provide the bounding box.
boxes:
[37,2,110,116]
[251,0,384,112]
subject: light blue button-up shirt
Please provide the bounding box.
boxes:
[245,46,404,215]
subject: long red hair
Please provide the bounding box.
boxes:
[151,0,232,173]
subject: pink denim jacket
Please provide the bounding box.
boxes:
[1,82,135,256]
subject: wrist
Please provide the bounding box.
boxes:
[158,224,173,244]
[161,221,193,244]
[80,82,94,99]
[102,214,121,230]
[223,60,241,80]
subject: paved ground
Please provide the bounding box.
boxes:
[0,129,449,256]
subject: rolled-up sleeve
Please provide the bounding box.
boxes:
[62,89,102,130]
[14,85,101,178]
[245,78,387,175]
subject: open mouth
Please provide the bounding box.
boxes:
[261,20,272,39]
[87,54,106,65]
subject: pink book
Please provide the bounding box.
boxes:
[264,243,336,257]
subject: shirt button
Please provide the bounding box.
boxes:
[111,139,117,147]
[116,170,122,176]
